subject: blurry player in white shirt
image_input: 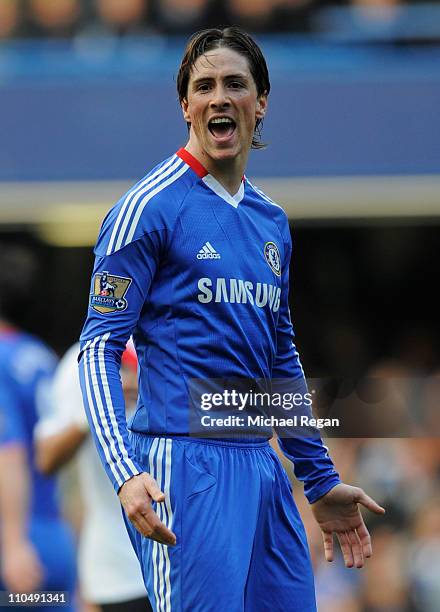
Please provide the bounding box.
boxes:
[35,342,151,612]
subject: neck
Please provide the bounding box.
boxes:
[184,142,247,196]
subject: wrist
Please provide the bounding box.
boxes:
[308,476,342,505]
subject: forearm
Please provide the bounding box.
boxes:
[273,375,340,503]
[35,425,88,475]
[278,436,340,503]
[79,337,142,492]
[0,445,29,547]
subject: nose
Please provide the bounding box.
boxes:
[209,84,230,109]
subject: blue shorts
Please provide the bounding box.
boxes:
[123,435,316,612]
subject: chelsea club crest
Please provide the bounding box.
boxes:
[264,242,281,277]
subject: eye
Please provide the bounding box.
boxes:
[196,82,211,92]
[229,81,245,89]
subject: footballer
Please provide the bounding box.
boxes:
[79,27,385,611]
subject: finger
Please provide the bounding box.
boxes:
[144,475,166,503]
[336,532,354,568]
[146,516,177,546]
[356,520,373,558]
[132,514,176,545]
[354,489,385,515]
[347,529,364,568]
[322,531,334,562]
[137,506,176,545]
[140,524,176,545]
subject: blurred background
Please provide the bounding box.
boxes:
[1,0,440,610]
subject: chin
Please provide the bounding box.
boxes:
[209,146,239,161]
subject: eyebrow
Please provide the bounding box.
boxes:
[191,74,249,86]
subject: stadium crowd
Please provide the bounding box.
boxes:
[294,435,440,612]
[0,0,423,39]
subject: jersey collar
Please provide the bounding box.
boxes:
[176,148,245,209]
[177,148,207,178]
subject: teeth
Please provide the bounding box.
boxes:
[210,118,233,124]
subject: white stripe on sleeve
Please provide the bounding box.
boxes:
[114,158,185,253]
[97,334,140,476]
[124,164,189,248]
[82,336,125,488]
[107,155,178,255]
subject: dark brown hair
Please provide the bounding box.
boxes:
[177,26,270,149]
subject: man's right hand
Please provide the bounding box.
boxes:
[118,472,176,546]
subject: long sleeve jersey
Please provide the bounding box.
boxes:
[79,148,340,501]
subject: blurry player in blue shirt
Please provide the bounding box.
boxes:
[0,245,76,609]
[79,27,385,611]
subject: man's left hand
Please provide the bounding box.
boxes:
[311,483,385,568]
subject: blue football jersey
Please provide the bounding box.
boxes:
[0,328,60,518]
[79,149,340,501]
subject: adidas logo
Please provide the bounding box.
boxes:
[197,241,221,260]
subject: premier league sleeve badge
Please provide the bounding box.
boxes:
[90,271,132,314]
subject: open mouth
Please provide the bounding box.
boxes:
[208,117,236,139]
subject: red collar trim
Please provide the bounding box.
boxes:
[176,148,245,185]
[176,148,208,178]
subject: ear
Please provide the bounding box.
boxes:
[181,98,191,123]
[255,93,268,120]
